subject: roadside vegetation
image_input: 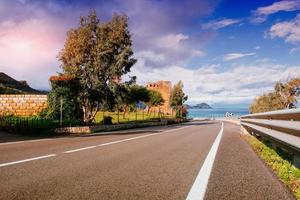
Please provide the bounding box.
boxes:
[41,10,188,126]
[95,111,174,124]
[1,10,188,133]
[170,81,188,118]
[247,77,300,198]
[245,135,300,199]
[249,78,300,113]
[0,115,81,135]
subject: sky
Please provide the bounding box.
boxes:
[0,0,300,107]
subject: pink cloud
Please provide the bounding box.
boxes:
[0,17,65,89]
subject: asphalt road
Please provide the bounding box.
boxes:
[0,121,294,200]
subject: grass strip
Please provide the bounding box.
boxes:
[244,135,300,199]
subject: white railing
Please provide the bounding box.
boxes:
[240,108,300,166]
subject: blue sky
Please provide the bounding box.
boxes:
[0,0,300,107]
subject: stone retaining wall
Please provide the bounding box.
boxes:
[0,94,47,116]
[55,121,169,134]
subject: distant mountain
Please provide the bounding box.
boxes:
[0,72,42,94]
[185,102,212,109]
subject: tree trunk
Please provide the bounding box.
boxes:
[123,105,128,119]
[82,100,98,125]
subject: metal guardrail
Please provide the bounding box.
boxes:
[241,108,300,120]
[240,108,300,158]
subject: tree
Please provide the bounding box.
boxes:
[249,92,283,113]
[274,78,300,108]
[122,84,150,118]
[129,85,150,106]
[170,81,188,118]
[146,90,165,114]
[249,78,300,113]
[58,11,136,124]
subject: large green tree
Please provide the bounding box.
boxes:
[59,11,136,124]
[170,81,188,118]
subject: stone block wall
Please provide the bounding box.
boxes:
[0,94,47,116]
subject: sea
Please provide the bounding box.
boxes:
[187,107,249,119]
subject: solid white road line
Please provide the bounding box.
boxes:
[186,122,224,200]
[0,125,191,167]
[0,154,57,168]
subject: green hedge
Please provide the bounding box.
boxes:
[0,116,81,135]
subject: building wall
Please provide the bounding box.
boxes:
[146,81,173,114]
[0,94,47,116]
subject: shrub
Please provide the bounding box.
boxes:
[40,75,82,122]
[102,116,113,125]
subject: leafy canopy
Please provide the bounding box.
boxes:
[170,81,188,108]
[58,10,136,123]
[148,90,164,107]
[249,78,300,113]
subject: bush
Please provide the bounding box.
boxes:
[181,106,188,118]
[102,116,113,125]
[0,115,82,135]
[40,76,82,122]
[175,106,188,119]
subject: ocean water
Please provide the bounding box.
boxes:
[187,107,249,119]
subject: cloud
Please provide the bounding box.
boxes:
[203,18,241,30]
[254,46,260,50]
[223,53,256,61]
[2,0,298,107]
[0,0,218,90]
[267,14,300,44]
[0,16,66,89]
[0,1,89,89]
[252,0,300,23]
[130,61,300,104]
[290,46,300,54]
[157,33,189,49]
[126,0,214,68]
[133,33,206,68]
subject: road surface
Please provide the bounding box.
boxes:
[0,121,294,199]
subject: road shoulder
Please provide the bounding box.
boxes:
[204,122,294,200]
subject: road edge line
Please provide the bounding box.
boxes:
[186,122,224,200]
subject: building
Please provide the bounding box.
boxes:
[146,80,173,114]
